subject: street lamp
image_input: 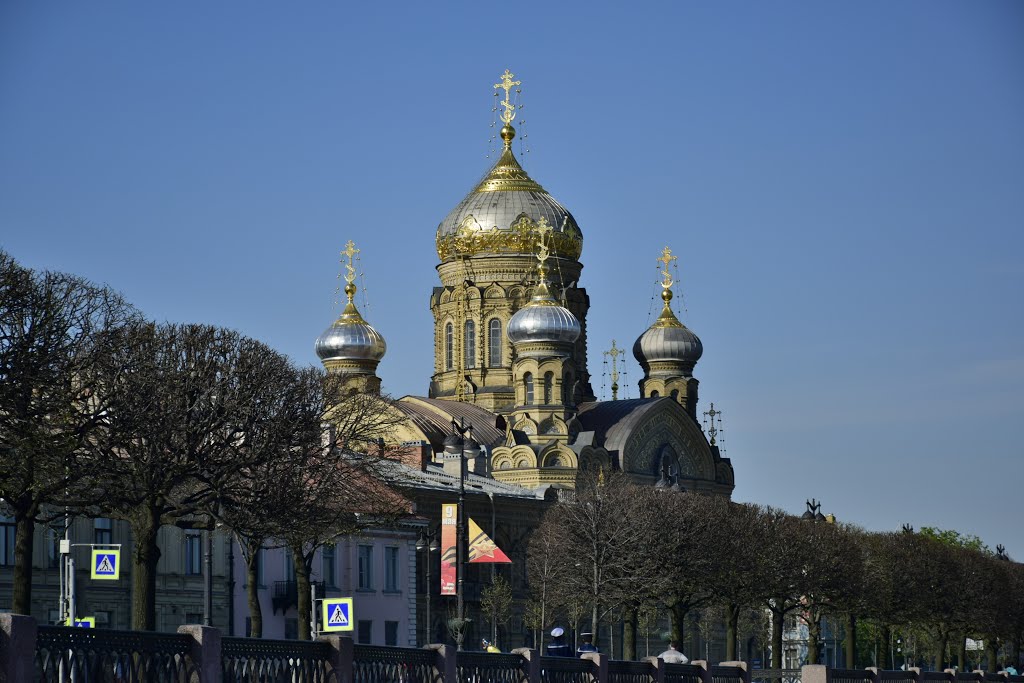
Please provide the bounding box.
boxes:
[450,417,473,651]
[415,528,439,645]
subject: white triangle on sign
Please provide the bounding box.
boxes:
[328,604,348,626]
[96,555,115,573]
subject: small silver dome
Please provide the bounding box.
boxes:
[633,323,702,365]
[508,280,581,347]
[315,303,386,362]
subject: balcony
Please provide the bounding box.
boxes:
[271,580,324,614]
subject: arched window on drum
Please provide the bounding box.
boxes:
[543,372,553,404]
[444,323,453,370]
[464,320,476,369]
[488,318,502,367]
[523,372,534,405]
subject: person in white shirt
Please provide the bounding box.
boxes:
[658,640,689,664]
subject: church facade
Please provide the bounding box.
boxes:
[314,70,734,498]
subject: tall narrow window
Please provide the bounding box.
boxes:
[524,372,534,405]
[0,515,14,566]
[563,372,574,405]
[284,548,295,581]
[444,323,453,370]
[358,545,374,590]
[94,518,112,545]
[322,544,336,588]
[543,372,554,404]
[464,320,476,369]
[185,533,202,575]
[488,318,502,367]
[384,546,399,591]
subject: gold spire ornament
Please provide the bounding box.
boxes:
[335,240,368,325]
[341,240,360,285]
[494,69,521,125]
[652,246,684,329]
[603,340,623,400]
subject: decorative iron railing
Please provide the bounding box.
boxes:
[667,663,711,683]
[713,665,747,683]
[751,668,801,683]
[34,625,199,683]
[608,658,655,682]
[879,673,917,682]
[352,644,442,683]
[455,651,530,683]
[539,655,597,683]
[221,635,336,683]
[921,673,955,683]
[832,670,874,683]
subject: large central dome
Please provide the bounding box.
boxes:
[435,124,583,262]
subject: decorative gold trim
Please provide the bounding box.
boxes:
[437,214,583,261]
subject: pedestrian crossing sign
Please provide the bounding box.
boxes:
[91,549,120,580]
[321,597,354,632]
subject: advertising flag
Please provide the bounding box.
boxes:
[468,518,511,563]
[440,503,457,596]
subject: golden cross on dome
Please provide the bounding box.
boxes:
[493,69,521,125]
[340,240,360,284]
[604,340,622,400]
[535,217,553,264]
[657,246,677,289]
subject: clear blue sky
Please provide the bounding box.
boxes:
[2,2,1022,557]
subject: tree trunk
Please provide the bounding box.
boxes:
[245,551,262,637]
[591,600,599,645]
[12,511,35,615]
[623,608,638,661]
[807,614,821,665]
[771,606,784,668]
[130,510,161,630]
[671,603,687,648]
[984,639,998,673]
[934,627,948,672]
[956,634,966,671]
[879,624,892,670]
[726,603,740,661]
[293,545,312,640]
[845,613,857,668]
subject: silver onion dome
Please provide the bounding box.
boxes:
[632,324,702,365]
[315,285,386,362]
[507,279,581,346]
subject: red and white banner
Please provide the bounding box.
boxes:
[440,504,457,595]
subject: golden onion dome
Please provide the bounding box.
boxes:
[633,288,702,366]
[315,283,387,363]
[436,123,583,262]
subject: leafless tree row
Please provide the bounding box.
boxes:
[527,473,1024,668]
[1,250,406,635]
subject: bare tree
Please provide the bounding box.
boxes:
[0,252,137,614]
[480,574,513,646]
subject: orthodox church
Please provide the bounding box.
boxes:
[314,71,734,498]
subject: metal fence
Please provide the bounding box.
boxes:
[352,644,442,683]
[609,658,656,682]
[455,651,530,683]
[221,635,336,683]
[666,663,710,683]
[832,669,875,683]
[538,655,596,683]
[34,625,199,683]
[751,668,802,683]
[713,665,747,683]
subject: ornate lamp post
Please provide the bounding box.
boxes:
[450,417,473,650]
[415,528,439,645]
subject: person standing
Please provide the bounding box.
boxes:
[547,627,573,657]
[577,632,599,656]
[658,640,689,664]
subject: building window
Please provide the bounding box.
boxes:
[357,620,373,644]
[385,620,399,646]
[357,545,374,590]
[322,544,336,588]
[670,389,680,402]
[563,372,573,405]
[650,390,659,398]
[445,323,453,370]
[384,546,399,592]
[94,518,112,546]
[185,533,202,575]
[285,618,298,640]
[185,611,203,625]
[47,525,61,568]
[543,372,553,404]
[464,320,476,369]
[0,515,14,566]
[284,548,295,582]
[523,372,534,405]
[488,318,502,367]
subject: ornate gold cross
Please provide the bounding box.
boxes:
[493,69,521,125]
[534,216,553,264]
[604,340,622,400]
[657,246,677,289]
[341,240,360,284]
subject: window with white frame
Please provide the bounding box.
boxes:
[185,533,202,575]
[384,546,399,592]
[94,518,112,545]
[357,545,374,590]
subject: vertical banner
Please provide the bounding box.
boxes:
[440,503,457,596]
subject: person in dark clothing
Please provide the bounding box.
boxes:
[577,632,599,656]
[547,627,573,657]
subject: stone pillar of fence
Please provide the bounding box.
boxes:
[722,660,752,683]
[178,625,223,683]
[644,656,667,683]
[1,613,38,683]
[803,664,833,683]
[512,648,541,682]
[426,643,457,682]
[693,659,715,683]
[319,635,354,683]
[583,652,609,683]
